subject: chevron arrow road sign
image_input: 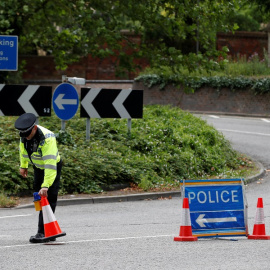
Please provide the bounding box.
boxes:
[80,88,143,118]
[0,84,52,116]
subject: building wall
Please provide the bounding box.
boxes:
[216,31,268,60]
[20,31,268,81]
[20,32,148,81]
[133,81,270,117]
[20,54,148,81]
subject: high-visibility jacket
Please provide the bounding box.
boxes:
[19,125,61,188]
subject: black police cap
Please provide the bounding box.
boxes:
[15,113,37,137]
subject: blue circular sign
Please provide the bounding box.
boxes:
[53,83,79,120]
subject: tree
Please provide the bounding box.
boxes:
[254,0,270,12]
[249,0,270,67]
[0,0,242,78]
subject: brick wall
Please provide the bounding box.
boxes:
[217,31,268,59]
[20,32,148,81]
[20,54,149,81]
[20,31,268,81]
[133,81,270,117]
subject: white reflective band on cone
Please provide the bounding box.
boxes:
[181,208,191,226]
[42,204,57,224]
[255,208,265,224]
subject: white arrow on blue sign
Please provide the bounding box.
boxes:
[195,214,237,228]
[53,83,79,120]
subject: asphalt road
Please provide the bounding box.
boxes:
[197,114,270,168]
[1,114,270,270]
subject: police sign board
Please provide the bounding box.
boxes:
[0,35,18,71]
[53,83,79,120]
[181,179,248,238]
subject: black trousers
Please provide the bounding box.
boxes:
[33,160,62,234]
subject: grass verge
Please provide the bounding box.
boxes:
[0,105,258,205]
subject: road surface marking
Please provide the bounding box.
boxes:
[0,214,32,219]
[218,129,270,137]
[0,234,173,249]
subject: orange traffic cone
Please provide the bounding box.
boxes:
[248,197,270,240]
[41,196,66,241]
[174,198,198,241]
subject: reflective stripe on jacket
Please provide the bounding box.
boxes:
[19,125,61,188]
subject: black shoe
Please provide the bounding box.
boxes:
[29,233,49,243]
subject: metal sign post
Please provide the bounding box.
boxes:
[80,88,143,140]
[127,118,132,135]
[86,118,91,141]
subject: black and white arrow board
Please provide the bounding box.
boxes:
[80,88,143,118]
[0,84,52,116]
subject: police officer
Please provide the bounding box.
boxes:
[15,113,62,243]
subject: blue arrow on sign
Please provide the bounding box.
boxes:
[53,83,79,120]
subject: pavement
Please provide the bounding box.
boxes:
[12,160,266,210]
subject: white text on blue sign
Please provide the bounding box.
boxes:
[185,185,244,211]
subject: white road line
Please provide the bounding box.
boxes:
[209,115,220,119]
[68,234,173,244]
[261,118,270,123]
[0,214,32,219]
[218,129,270,137]
[0,234,173,249]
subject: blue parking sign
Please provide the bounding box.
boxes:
[0,35,18,71]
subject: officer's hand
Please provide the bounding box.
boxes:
[39,188,48,197]
[19,168,28,178]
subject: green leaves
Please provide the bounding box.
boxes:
[0,106,254,195]
[136,72,270,94]
[0,0,241,74]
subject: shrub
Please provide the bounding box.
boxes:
[0,106,254,195]
[136,55,270,93]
